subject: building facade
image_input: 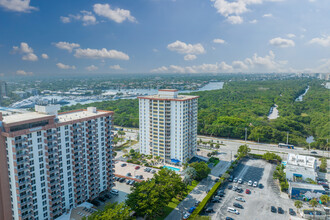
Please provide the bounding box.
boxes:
[138,89,198,165]
[0,105,115,220]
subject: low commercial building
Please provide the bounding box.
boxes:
[289,182,326,200]
[285,153,317,181]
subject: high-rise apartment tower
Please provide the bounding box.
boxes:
[0,105,114,220]
[138,89,198,165]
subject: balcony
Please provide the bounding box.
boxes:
[14,138,27,144]
[17,158,29,165]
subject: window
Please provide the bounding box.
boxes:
[65,131,69,136]
[40,176,45,181]
[37,131,41,136]
[37,138,42,143]
[65,125,68,130]
[38,144,42,150]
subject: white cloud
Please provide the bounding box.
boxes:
[16,70,33,75]
[232,60,248,70]
[151,66,168,73]
[213,38,225,44]
[0,0,37,13]
[22,53,38,61]
[167,40,205,54]
[269,37,295,48]
[249,19,258,24]
[56,63,76,70]
[227,15,243,24]
[12,42,38,61]
[150,50,286,74]
[212,0,248,17]
[60,16,71,23]
[75,48,129,60]
[93,3,136,23]
[54,42,80,52]
[287,33,296,38]
[152,48,159,52]
[85,65,98,71]
[263,13,273,17]
[309,35,330,47]
[109,64,123,70]
[41,53,49,59]
[60,11,97,26]
[184,54,197,61]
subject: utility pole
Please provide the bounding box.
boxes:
[245,128,247,143]
[286,132,289,145]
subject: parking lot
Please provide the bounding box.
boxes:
[203,159,298,220]
[114,161,159,181]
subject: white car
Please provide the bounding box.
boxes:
[238,178,243,184]
[248,180,252,186]
[253,181,258,187]
[182,212,191,220]
[227,207,239,215]
[235,197,245,202]
[233,178,238,183]
[110,189,119,195]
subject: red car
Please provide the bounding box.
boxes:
[135,166,140,170]
[245,189,251,194]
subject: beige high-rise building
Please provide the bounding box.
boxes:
[138,89,198,165]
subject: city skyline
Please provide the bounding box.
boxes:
[0,0,329,76]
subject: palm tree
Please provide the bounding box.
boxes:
[294,200,302,215]
[309,199,318,219]
[320,194,329,205]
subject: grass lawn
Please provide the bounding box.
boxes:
[155,180,200,220]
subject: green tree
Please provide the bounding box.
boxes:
[189,162,211,181]
[320,194,329,205]
[309,199,318,219]
[294,200,302,213]
[183,167,197,180]
[237,144,251,158]
[262,152,282,162]
[222,173,230,180]
[85,202,132,220]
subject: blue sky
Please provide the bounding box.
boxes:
[0,0,329,76]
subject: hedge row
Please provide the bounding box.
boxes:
[189,179,223,218]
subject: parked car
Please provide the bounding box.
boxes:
[228,176,233,182]
[289,208,296,216]
[258,183,263,189]
[238,178,243,184]
[151,169,156,174]
[218,174,222,177]
[205,207,214,213]
[225,217,234,220]
[228,185,233,190]
[215,178,220,182]
[135,166,140,170]
[278,207,284,214]
[271,206,277,213]
[311,151,317,154]
[99,197,106,202]
[188,207,196,213]
[233,178,238,183]
[121,163,127,167]
[104,194,111,199]
[126,173,132,177]
[126,180,131,185]
[182,212,191,220]
[91,200,100,206]
[119,178,125,183]
[110,189,119,195]
[253,181,258,187]
[233,186,238,191]
[245,189,251,194]
[235,197,245,202]
[248,180,252,186]
[227,207,239,215]
[233,202,243,209]
[211,198,221,203]
[195,201,200,207]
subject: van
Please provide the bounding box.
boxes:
[227,207,239,215]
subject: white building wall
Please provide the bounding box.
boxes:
[139,99,150,155]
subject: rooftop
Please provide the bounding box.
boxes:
[138,94,199,101]
[2,112,53,124]
[289,182,325,191]
[287,153,316,169]
[286,164,316,176]
[57,110,109,123]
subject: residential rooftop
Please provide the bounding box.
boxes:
[138,89,198,101]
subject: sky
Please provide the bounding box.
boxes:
[0,0,329,76]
